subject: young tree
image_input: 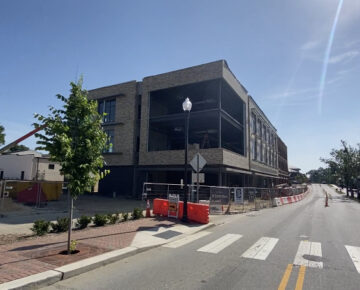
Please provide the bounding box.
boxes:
[0,124,5,146]
[34,79,108,254]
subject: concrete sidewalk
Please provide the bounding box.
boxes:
[0,195,146,237]
[0,217,213,289]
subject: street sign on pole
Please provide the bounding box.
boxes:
[190,153,207,202]
[192,173,205,183]
[190,153,206,173]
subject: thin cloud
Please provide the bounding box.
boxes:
[328,50,359,64]
[301,40,321,51]
[265,87,318,100]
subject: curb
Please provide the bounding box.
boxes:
[0,222,215,290]
[0,270,62,290]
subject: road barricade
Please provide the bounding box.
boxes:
[153,198,209,224]
[273,188,310,207]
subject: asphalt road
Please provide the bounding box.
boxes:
[43,184,360,290]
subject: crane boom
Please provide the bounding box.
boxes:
[0,125,46,154]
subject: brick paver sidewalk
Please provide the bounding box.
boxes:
[0,218,176,284]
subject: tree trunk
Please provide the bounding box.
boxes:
[350,188,354,198]
[67,193,73,255]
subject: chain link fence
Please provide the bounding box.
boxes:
[142,182,308,214]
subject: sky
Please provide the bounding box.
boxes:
[1,0,359,173]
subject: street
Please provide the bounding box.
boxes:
[43,184,360,290]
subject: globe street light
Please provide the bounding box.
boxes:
[182,97,192,222]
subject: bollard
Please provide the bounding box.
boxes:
[146,199,151,217]
[325,194,329,207]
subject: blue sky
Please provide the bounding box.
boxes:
[1,0,359,173]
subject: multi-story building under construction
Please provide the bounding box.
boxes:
[88,60,289,197]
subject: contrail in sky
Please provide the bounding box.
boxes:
[318,0,344,114]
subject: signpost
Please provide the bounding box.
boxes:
[190,152,207,202]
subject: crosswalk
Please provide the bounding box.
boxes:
[197,234,242,254]
[162,231,360,273]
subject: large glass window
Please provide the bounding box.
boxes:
[148,111,219,151]
[103,129,114,153]
[221,117,244,155]
[221,80,245,125]
[149,79,220,118]
[98,99,116,123]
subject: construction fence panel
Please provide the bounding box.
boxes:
[142,182,308,215]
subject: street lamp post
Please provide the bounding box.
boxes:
[182,97,192,223]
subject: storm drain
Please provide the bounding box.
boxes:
[154,230,182,240]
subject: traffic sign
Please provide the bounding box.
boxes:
[190,153,207,173]
[192,173,205,183]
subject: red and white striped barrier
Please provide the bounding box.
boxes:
[273,189,309,207]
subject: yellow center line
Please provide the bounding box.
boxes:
[278,264,293,290]
[295,265,306,290]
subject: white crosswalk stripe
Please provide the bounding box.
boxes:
[241,237,279,260]
[294,240,323,269]
[197,234,242,254]
[163,231,211,248]
[345,245,360,273]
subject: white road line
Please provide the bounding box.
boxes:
[345,245,360,273]
[197,234,242,254]
[241,237,279,260]
[293,241,323,269]
[162,231,211,248]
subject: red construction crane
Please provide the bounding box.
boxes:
[0,125,46,154]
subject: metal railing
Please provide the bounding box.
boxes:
[142,182,308,214]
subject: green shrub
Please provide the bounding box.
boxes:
[31,220,50,236]
[122,212,129,222]
[93,214,108,226]
[132,208,144,220]
[70,240,77,252]
[51,217,70,233]
[108,213,119,224]
[76,215,92,229]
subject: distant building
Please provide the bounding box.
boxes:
[88,60,289,196]
[0,150,63,182]
[289,166,301,184]
[277,136,289,184]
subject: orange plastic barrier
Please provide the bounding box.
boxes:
[152,199,209,224]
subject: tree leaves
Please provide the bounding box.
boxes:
[321,140,360,187]
[34,80,108,199]
[0,124,5,146]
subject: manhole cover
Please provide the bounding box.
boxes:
[302,254,324,262]
[154,230,182,240]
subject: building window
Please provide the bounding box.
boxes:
[104,129,115,153]
[262,124,266,141]
[0,171,3,179]
[20,171,24,180]
[257,141,261,162]
[257,119,262,137]
[48,164,55,170]
[251,113,256,135]
[251,138,256,160]
[98,99,116,123]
